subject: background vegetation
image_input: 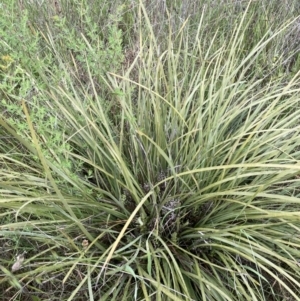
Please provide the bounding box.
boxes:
[1,0,300,300]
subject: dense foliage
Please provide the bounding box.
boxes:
[1,0,300,300]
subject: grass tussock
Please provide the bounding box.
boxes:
[1,0,300,300]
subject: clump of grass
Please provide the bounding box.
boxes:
[1,0,300,300]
